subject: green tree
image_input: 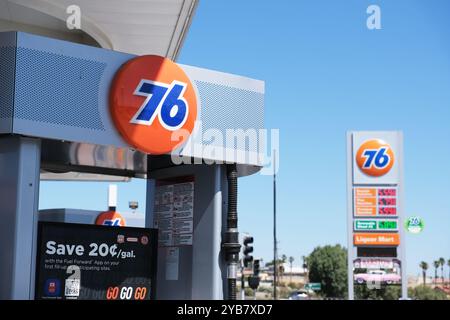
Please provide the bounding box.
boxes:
[355,285,401,300]
[439,257,445,283]
[409,286,448,300]
[419,261,428,286]
[307,244,347,298]
[433,260,440,283]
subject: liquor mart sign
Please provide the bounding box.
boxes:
[353,233,400,246]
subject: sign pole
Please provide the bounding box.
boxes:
[346,133,354,300]
[398,132,408,299]
[347,131,405,301]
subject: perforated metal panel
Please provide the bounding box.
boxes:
[15,47,106,130]
[194,80,264,151]
[0,31,265,167]
[0,46,15,120]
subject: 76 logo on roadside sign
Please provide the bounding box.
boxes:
[356,139,395,177]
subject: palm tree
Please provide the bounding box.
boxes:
[302,255,309,283]
[419,261,428,286]
[288,256,294,283]
[302,255,307,270]
[278,264,285,283]
[433,260,440,284]
[439,257,445,284]
[280,254,287,282]
[448,259,450,284]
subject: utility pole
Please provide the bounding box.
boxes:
[273,150,278,300]
[241,260,245,300]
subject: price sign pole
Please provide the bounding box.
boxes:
[347,132,407,300]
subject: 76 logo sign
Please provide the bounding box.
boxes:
[356,139,395,177]
[131,80,189,130]
[361,147,390,169]
[110,55,198,155]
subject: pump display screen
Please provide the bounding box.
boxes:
[35,222,157,300]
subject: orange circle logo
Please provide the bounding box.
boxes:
[110,55,198,154]
[95,211,126,226]
[356,139,394,177]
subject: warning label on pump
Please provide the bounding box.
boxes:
[154,179,194,247]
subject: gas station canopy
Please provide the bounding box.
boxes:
[0,0,227,182]
[0,0,197,57]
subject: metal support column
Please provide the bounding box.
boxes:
[211,164,224,299]
[346,133,354,300]
[398,132,408,299]
[0,136,41,299]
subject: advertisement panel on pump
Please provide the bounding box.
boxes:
[35,222,158,300]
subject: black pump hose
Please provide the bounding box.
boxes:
[223,164,241,300]
[227,165,238,228]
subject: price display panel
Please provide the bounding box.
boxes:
[378,189,396,197]
[378,197,396,206]
[354,187,398,217]
[35,222,157,300]
[379,207,397,215]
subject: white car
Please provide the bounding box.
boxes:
[288,290,309,300]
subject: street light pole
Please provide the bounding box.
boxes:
[273,150,278,300]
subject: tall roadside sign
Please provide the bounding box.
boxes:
[347,132,407,300]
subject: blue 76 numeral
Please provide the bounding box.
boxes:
[130,80,188,130]
[362,147,390,168]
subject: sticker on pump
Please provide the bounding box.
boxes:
[355,139,394,177]
[95,211,126,227]
[110,55,198,155]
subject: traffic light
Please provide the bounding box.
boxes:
[253,259,260,276]
[248,275,260,290]
[243,236,254,268]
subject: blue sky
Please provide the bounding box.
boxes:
[40,0,450,277]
